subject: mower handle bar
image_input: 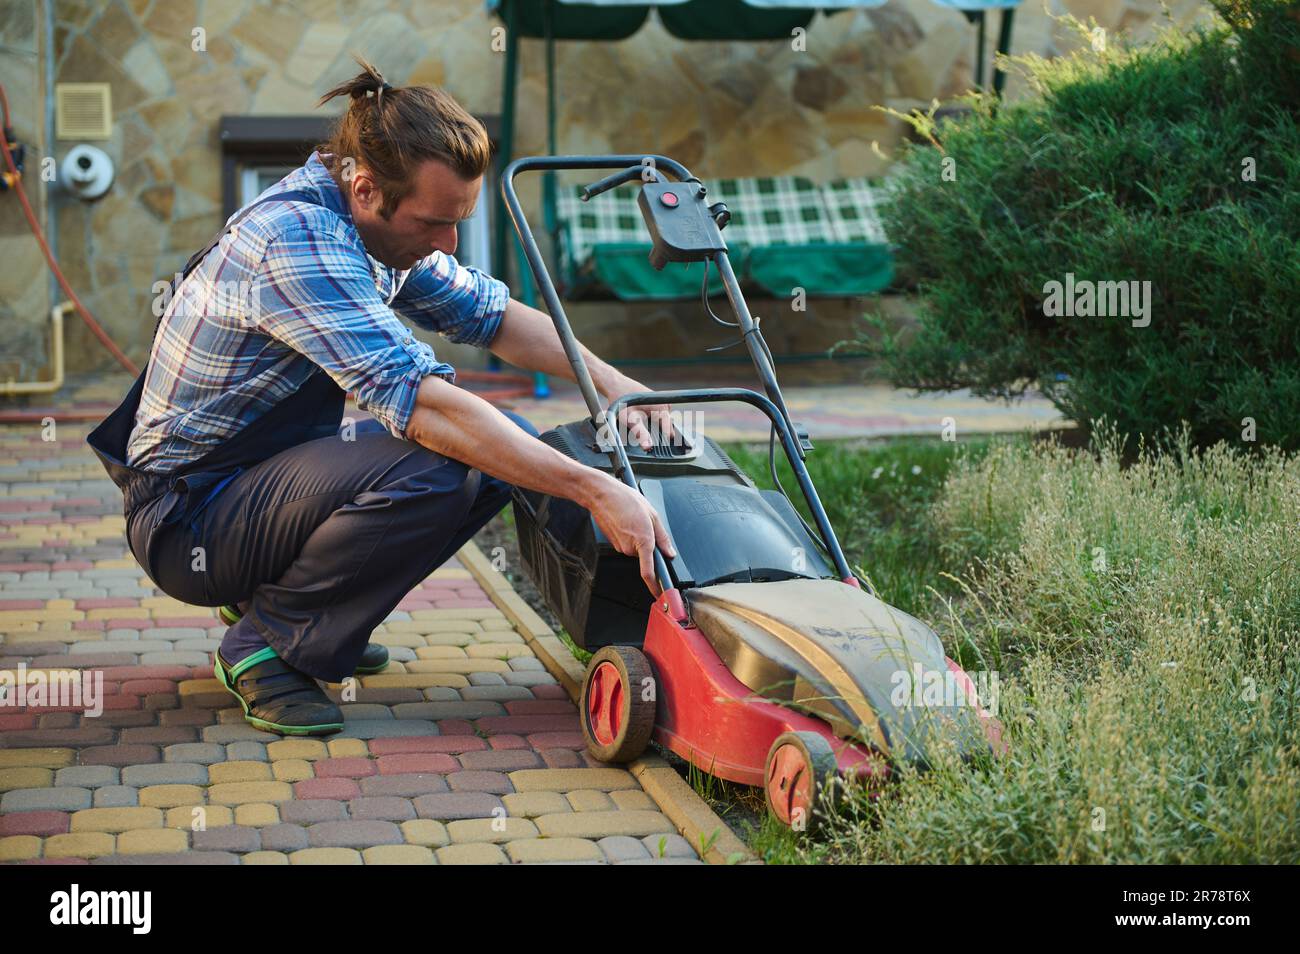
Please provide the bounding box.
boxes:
[606,388,854,587]
[500,155,844,593]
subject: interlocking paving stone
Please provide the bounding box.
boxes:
[53,765,119,788]
[234,804,281,827]
[435,843,506,865]
[279,799,347,824]
[260,824,310,852]
[1,786,93,813]
[120,762,208,786]
[412,792,504,821]
[358,773,450,798]
[348,796,417,822]
[92,785,140,808]
[306,820,403,849]
[361,845,435,864]
[193,825,261,852]
[335,719,441,739]
[599,835,653,862]
[399,819,450,848]
[164,742,228,764]
[506,837,603,863]
[0,810,70,837]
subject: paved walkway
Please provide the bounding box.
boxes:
[0,408,708,865]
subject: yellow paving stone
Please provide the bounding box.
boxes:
[179,678,224,696]
[271,759,313,783]
[207,781,294,805]
[139,784,205,808]
[360,673,467,689]
[85,608,143,620]
[267,739,328,761]
[400,819,450,847]
[413,645,469,659]
[609,789,658,812]
[0,610,83,622]
[465,643,531,658]
[421,633,477,647]
[508,768,640,793]
[165,805,234,830]
[6,631,90,647]
[44,832,116,859]
[365,631,425,648]
[0,623,41,634]
[446,817,539,844]
[362,845,436,865]
[405,619,483,634]
[47,599,76,611]
[326,739,368,759]
[534,810,675,839]
[385,620,477,635]
[140,596,200,610]
[234,803,280,827]
[409,609,502,621]
[117,828,189,854]
[0,748,75,769]
[70,807,164,833]
[566,789,615,812]
[0,767,54,791]
[436,843,507,865]
[406,658,510,674]
[242,851,289,865]
[505,837,603,864]
[480,617,518,629]
[501,792,571,818]
[429,568,473,580]
[209,761,273,784]
[94,559,139,569]
[290,848,362,865]
[0,835,41,861]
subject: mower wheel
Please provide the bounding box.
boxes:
[580,645,656,763]
[764,730,841,834]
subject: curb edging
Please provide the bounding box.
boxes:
[458,539,758,866]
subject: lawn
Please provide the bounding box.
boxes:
[754,429,1300,864]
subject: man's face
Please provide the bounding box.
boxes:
[347,158,481,270]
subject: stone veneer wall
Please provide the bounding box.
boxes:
[0,0,1215,378]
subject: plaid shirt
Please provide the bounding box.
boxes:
[126,151,509,474]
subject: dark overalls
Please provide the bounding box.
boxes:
[87,191,535,682]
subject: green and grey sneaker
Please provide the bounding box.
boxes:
[214,647,345,737]
[216,604,389,674]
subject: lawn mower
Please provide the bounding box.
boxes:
[501,155,1002,832]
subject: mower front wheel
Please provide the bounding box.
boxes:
[580,645,656,763]
[764,730,841,834]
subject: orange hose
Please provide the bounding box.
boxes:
[0,82,140,376]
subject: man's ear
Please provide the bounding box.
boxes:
[350,168,381,215]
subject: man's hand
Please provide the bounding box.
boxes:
[586,474,676,596]
[603,379,676,452]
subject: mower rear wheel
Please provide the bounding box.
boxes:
[764,730,840,834]
[580,645,656,763]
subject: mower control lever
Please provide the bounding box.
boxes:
[581,166,652,201]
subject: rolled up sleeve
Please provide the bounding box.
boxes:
[391,251,510,348]
[254,227,456,440]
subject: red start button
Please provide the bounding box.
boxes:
[659,191,679,208]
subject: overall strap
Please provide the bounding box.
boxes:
[154,188,320,342]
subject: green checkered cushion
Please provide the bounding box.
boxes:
[822,177,890,244]
[556,185,645,271]
[712,176,837,246]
